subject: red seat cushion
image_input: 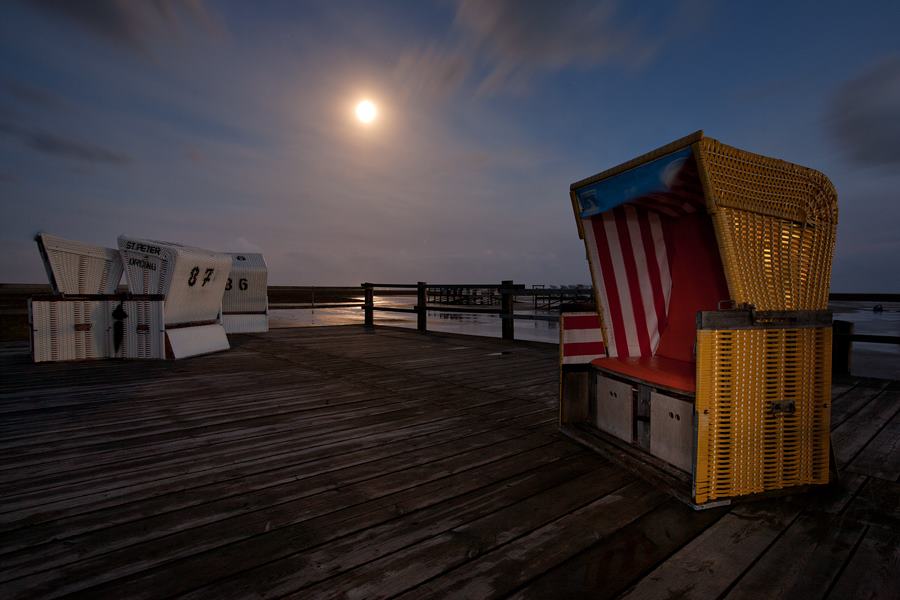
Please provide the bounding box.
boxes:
[591,356,696,393]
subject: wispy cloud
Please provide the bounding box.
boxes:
[828,57,900,167]
[18,0,223,52]
[393,46,471,101]
[2,79,66,110]
[0,121,131,165]
[395,0,707,98]
[456,0,651,94]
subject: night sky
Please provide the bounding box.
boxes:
[1,1,899,289]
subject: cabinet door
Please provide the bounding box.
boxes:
[595,375,634,443]
[650,391,694,472]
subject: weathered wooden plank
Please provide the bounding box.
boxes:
[618,502,801,600]
[833,390,900,466]
[293,474,651,600]
[509,499,726,600]
[0,411,553,558]
[399,482,668,600]
[0,389,549,487]
[0,394,551,497]
[0,383,545,482]
[844,477,900,531]
[830,380,891,429]
[91,450,610,599]
[0,380,361,441]
[0,386,400,456]
[847,401,900,480]
[827,525,900,600]
[723,514,866,599]
[785,471,868,516]
[829,379,859,400]
[0,434,565,596]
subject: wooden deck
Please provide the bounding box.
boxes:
[0,326,898,599]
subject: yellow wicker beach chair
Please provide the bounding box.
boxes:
[559,131,837,508]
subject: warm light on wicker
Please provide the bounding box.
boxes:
[694,138,838,311]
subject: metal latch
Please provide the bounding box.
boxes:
[770,400,795,415]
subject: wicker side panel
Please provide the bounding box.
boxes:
[222,253,268,314]
[695,138,837,311]
[109,300,166,359]
[694,327,831,505]
[47,252,123,295]
[222,313,268,334]
[30,300,110,362]
[696,138,837,225]
[710,208,836,310]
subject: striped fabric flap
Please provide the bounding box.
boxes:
[582,206,672,358]
[560,312,605,365]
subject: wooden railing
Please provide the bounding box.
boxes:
[829,293,900,375]
[2,283,898,350]
[362,281,528,340]
[357,285,899,376]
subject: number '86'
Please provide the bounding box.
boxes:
[226,278,248,291]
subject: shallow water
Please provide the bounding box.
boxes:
[269,298,898,379]
[268,297,556,343]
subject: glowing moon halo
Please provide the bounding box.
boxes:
[355,99,377,124]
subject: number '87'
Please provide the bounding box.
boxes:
[187,267,215,287]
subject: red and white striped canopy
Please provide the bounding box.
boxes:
[582,207,671,358]
[573,148,732,364]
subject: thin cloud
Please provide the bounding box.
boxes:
[828,57,900,167]
[2,79,66,110]
[396,0,707,97]
[0,122,131,165]
[393,46,471,102]
[18,0,223,52]
[457,0,650,94]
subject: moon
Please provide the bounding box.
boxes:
[355,99,377,124]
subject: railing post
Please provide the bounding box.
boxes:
[833,320,853,376]
[501,280,514,341]
[363,283,374,329]
[417,281,427,333]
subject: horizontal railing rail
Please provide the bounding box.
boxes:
[1,283,897,348]
[829,292,900,302]
[849,334,900,345]
[359,280,557,340]
[355,285,900,348]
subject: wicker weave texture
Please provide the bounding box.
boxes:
[111,299,166,359]
[710,208,835,310]
[222,253,268,314]
[694,326,831,505]
[37,233,123,295]
[30,300,110,362]
[695,138,837,311]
